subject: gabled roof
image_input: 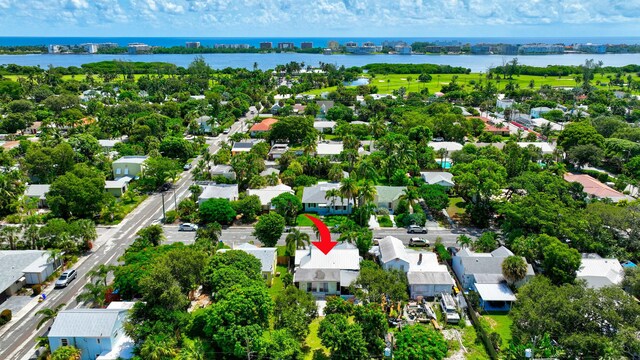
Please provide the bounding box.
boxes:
[0,250,50,292]
[455,246,534,278]
[49,309,126,338]
[407,271,454,285]
[421,172,454,186]
[25,184,51,199]
[564,173,632,202]
[375,186,406,204]
[301,182,352,206]
[250,118,278,132]
[296,242,360,271]
[198,183,239,201]
[247,185,294,206]
[378,236,408,264]
[112,156,148,165]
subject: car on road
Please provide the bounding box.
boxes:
[407,225,428,234]
[222,128,231,134]
[409,237,430,247]
[179,223,198,232]
[183,163,192,171]
[160,183,172,192]
[55,269,77,288]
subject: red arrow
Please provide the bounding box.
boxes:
[305,214,338,255]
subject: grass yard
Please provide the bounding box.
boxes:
[460,324,492,360]
[296,214,315,226]
[483,313,513,349]
[322,215,350,228]
[304,318,329,360]
[304,72,640,96]
[446,196,466,220]
[267,265,289,299]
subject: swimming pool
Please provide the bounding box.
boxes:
[439,160,452,169]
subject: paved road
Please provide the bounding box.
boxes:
[0,110,254,360]
[163,225,479,248]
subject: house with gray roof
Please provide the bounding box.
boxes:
[421,172,455,189]
[232,139,263,155]
[197,183,239,205]
[301,182,353,215]
[218,243,278,285]
[48,305,134,360]
[247,184,294,211]
[1,250,61,302]
[210,164,236,180]
[452,246,534,311]
[196,115,213,133]
[530,106,552,119]
[294,242,360,298]
[376,236,454,298]
[24,184,51,208]
[374,186,406,214]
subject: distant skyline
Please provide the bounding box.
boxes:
[0,0,639,38]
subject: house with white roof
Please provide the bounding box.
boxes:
[301,182,353,215]
[452,246,534,311]
[0,250,61,301]
[376,236,454,298]
[98,139,122,151]
[316,142,344,158]
[294,242,361,298]
[428,142,464,153]
[576,254,625,289]
[197,183,239,204]
[421,172,455,189]
[48,303,135,360]
[112,156,148,179]
[313,120,337,133]
[496,98,515,109]
[218,244,278,285]
[210,164,236,180]
[105,177,132,198]
[247,184,294,211]
[24,184,51,208]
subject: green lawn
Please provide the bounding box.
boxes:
[461,324,492,360]
[304,72,640,96]
[268,265,288,299]
[378,215,393,227]
[304,318,329,360]
[322,215,350,228]
[446,196,466,220]
[296,214,315,226]
[483,313,513,349]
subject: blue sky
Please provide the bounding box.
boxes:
[0,0,639,37]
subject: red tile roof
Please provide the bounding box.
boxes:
[564,173,628,200]
[250,118,278,132]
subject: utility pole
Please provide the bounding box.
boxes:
[161,192,166,221]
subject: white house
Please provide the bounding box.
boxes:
[376,236,454,298]
[294,242,360,298]
[428,142,464,153]
[218,244,278,285]
[314,121,337,133]
[197,183,239,204]
[421,172,455,189]
[0,250,61,301]
[247,184,294,211]
[24,184,51,208]
[496,98,515,109]
[452,246,535,311]
[210,165,236,180]
[576,254,625,289]
[48,303,135,360]
[374,186,406,214]
[316,142,344,157]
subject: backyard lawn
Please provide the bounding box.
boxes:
[304,318,329,360]
[267,265,289,299]
[296,214,315,226]
[483,313,513,349]
[446,196,466,220]
[304,72,640,96]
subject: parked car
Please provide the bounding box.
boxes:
[222,128,231,134]
[183,163,192,171]
[284,226,292,233]
[55,270,77,288]
[433,137,445,142]
[407,225,428,234]
[409,237,430,247]
[179,223,198,232]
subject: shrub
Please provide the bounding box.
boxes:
[32,284,42,295]
[435,243,451,262]
[489,332,502,351]
[0,309,12,324]
[281,272,293,288]
[164,210,178,224]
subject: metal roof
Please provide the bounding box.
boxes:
[247,185,293,206]
[24,185,51,199]
[474,283,517,302]
[219,245,277,273]
[112,156,148,165]
[375,186,406,205]
[378,236,408,264]
[198,184,239,202]
[0,250,49,292]
[48,309,126,338]
[407,271,454,285]
[301,182,352,206]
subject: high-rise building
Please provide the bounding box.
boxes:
[186,42,201,49]
[300,42,313,49]
[278,42,295,50]
[260,42,273,50]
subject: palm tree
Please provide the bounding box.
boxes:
[0,226,21,250]
[339,177,359,209]
[325,189,340,208]
[437,148,448,169]
[400,187,419,210]
[23,224,40,250]
[265,173,279,186]
[77,281,107,308]
[35,303,66,330]
[47,249,64,269]
[358,181,377,207]
[456,235,473,249]
[285,228,311,258]
[178,338,206,360]
[87,264,115,287]
[140,336,178,360]
[502,255,528,286]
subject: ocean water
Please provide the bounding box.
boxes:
[0,53,638,72]
[1,36,640,48]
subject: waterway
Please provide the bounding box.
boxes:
[0,53,638,72]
